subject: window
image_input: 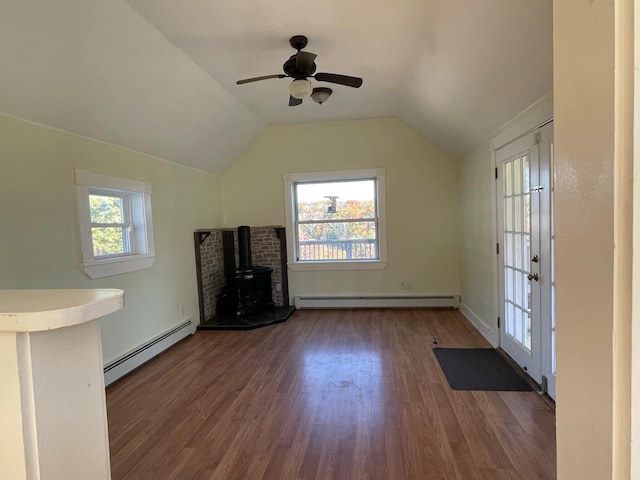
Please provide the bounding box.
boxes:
[284,168,387,270]
[75,169,155,279]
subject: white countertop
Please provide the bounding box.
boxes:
[0,289,124,332]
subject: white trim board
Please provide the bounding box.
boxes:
[295,295,460,309]
[103,319,194,386]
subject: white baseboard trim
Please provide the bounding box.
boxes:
[294,295,460,309]
[459,303,498,347]
[103,319,195,386]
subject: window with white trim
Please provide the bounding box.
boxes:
[283,168,387,271]
[75,169,155,279]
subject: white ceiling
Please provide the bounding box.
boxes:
[0,0,552,173]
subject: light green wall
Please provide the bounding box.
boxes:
[0,114,223,363]
[457,139,496,337]
[222,117,460,299]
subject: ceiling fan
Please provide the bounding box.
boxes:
[236,35,363,107]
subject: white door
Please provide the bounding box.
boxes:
[538,122,556,399]
[496,122,555,398]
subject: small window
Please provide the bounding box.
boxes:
[89,190,133,258]
[284,169,387,271]
[75,170,155,279]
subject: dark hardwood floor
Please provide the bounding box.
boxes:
[106,309,556,479]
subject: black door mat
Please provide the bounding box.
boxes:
[433,348,532,391]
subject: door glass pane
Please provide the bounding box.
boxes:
[514,307,523,345]
[505,198,513,231]
[522,155,530,193]
[504,162,513,196]
[524,191,531,233]
[513,157,522,194]
[514,271,522,307]
[505,233,513,267]
[514,196,522,233]
[502,155,532,352]
[506,302,515,337]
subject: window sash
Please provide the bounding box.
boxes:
[293,180,380,263]
[296,217,378,225]
[89,190,135,259]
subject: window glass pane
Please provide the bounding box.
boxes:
[92,227,128,257]
[298,221,377,260]
[296,180,375,221]
[90,194,124,223]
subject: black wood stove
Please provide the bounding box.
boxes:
[217,226,275,318]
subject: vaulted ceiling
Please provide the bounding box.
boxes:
[0,0,552,173]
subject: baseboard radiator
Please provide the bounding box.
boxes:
[103,319,194,386]
[294,295,460,309]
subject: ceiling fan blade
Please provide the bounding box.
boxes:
[314,73,363,88]
[236,74,287,85]
[296,51,317,74]
[289,95,303,107]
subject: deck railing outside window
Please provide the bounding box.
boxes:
[298,239,376,261]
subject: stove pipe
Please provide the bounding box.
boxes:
[238,225,252,269]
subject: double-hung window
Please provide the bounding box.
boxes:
[284,168,387,270]
[75,169,155,279]
[89,189,133,258]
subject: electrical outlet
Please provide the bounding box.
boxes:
[400,281,413,290]
[180,305,185,317]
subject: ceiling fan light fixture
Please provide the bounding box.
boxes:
[289,79,311,99]
[311,87,333,104]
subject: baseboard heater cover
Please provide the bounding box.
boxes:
[294,295,460,309]
[103,319,194,386]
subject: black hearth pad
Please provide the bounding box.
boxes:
[197,306,296,331]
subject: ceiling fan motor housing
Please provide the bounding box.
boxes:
[283,55,316,78]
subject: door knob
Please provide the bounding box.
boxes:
[531,255,539,263]
[527,273,539,282]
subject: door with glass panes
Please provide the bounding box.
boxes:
[496,122,555,398]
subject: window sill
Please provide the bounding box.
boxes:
[82,254,155,279]
[288,260,388,271]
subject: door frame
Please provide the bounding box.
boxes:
[489,95,554,380]
[495,131,543,382]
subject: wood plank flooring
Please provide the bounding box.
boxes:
[106,309,556,479]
